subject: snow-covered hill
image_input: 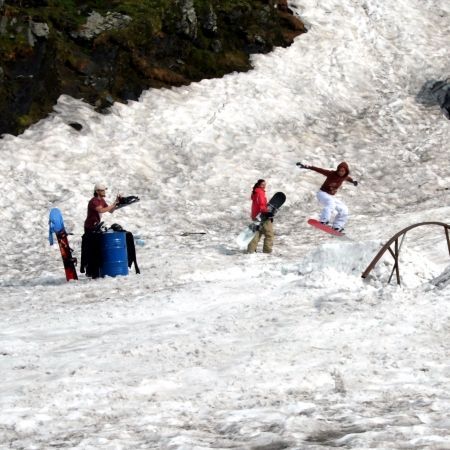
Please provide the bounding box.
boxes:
[0,0,449,448]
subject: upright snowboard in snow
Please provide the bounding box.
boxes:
[307,218,344,237]
[236,192,286,249]
[49,208,78,281]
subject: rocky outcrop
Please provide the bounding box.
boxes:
[0,0,306,136]
[70,11,132,40]
[417,79,450,120]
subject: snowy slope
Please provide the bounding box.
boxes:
[0,0,450,448]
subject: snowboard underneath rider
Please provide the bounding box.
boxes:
[247,179,274,253]
[297,161,358,232]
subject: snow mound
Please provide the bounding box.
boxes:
[285,240,443,289]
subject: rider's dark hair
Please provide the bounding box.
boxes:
[252,179,265,194]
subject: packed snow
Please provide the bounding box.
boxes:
[1,0,450,448]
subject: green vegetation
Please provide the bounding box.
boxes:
[0,0,305,135]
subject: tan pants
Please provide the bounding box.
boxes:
[247,220,274,253]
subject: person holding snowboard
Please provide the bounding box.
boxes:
[247,179,275,254]
[297,161,358,232]
[81,182,120,277]
[84,182,120,232]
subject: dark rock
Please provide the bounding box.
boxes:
[417,79,450,119]
[277,10,306,32]
[68,122,83,131]
[30,21,49,38]
[16,1,48,6]
[0,16,7,35]
[70,11,131,40]
[201,5,218,37]
[210,39,222,53]
[177,0,198,39]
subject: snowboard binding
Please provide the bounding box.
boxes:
[92,221,107,233]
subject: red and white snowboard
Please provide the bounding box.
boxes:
[307,219,344,237]
[49,208,78,281]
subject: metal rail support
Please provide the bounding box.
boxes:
[362,222,450,285]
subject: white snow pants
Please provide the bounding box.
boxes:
[316,190,348,229]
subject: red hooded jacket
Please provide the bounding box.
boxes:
[251,187,269,220]
[309,161,354,195]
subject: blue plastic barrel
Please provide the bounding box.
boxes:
[100,232,128,277]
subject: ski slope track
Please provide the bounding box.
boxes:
[1,0,450,448]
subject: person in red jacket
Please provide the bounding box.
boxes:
[297,161,358,232]
[247,179,275,253]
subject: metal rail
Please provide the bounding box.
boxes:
[361,221,450,285]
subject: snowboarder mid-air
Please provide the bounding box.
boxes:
[297,161,358,232]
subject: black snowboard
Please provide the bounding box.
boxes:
[266,191,286,215]
[116,195,140,209]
